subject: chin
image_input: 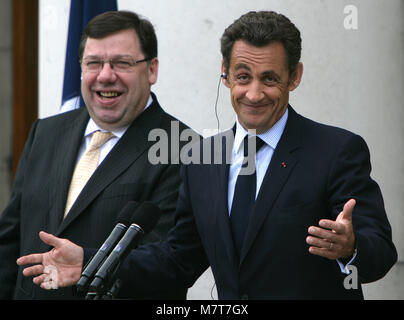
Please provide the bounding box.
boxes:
[92,113,122,128]
[95,107,122,120]
[241,116,266,131]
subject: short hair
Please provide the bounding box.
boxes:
[220,11,301,76]
[78,10,158,61]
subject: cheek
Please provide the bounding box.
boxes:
[81,75,95,94]
[126,76,144,95]
[273,85,289,99]
[80,80,91,104]
[230,85,246,102]
[264,86,283,100]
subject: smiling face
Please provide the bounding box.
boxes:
[222,40,303,134]
[81,29,158,131]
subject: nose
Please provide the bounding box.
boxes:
[245,81,265,103]
[97,62,117,83]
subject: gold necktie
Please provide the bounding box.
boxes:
[64,131,114,218]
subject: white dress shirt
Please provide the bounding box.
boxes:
[75,95,153,166]
[227,108,355,273]
[228,108,288,214]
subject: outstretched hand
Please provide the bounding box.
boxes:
[16,231,84,289]
[306,199,356,260]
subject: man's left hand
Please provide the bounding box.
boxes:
[306,199,356,260]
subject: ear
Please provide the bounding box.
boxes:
[221,61,230,88]
[148,57,159,85]
[288,62,303,91]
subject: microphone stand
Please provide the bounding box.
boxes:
[84,278,121,300]
[83,263,122,300]
[102,279,122,299]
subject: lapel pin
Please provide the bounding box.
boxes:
[281,162,287,168]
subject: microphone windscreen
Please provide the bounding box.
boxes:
[116,201,140,226]
[131,202,162,234]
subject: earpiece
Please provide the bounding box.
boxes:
[221,73,227,79]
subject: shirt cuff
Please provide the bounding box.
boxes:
[336,248,358,274]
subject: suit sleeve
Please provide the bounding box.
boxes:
[115,164,210,298]
[0,120,39,298]
[327,133,397,283]
[138,162,182,245]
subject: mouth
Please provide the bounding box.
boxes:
[96,91,123,99]
[241,102,272,111]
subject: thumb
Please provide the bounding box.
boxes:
[337,199,356,222]
[39,231,64,248]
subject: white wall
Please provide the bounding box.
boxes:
[39,0,404,299]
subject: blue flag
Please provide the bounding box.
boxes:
[61,0,118,113]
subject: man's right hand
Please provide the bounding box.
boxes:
[16,231,84,290]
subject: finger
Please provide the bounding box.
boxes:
[32,273,48,285]
[32,271,60,290]
[39,231,64,248]
[308,246,337,260]
[17,253,44,266]
[22,264,45,277]
[308,226,339,242]
[34,275,58,290]
[340,198,356,221]
[318,219,345,234]
[306,236,335,250]
[37,273,60,290]
[41,280,58,290]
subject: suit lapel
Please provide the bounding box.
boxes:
[240,107,302,265]
[56,101,164,236]
[47,109,89,234]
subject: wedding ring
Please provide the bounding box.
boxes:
[329,242,334,250]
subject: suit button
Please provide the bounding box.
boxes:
[241,294,249,300]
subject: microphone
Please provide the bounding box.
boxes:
[76,201,140,292]
[88,202,162,294]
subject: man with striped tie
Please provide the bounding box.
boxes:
[0,11,195,300]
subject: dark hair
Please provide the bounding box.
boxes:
[220,11,301,76]
[78,11,158,61]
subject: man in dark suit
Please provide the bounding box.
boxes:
[17,11,397,299]
[0,11,194,299]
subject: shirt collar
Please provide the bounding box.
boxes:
[233,107,289,153]
[84,119,128,139]
[84,94,153,139]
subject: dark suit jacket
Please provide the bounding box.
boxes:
[118,106,397,299]
[0,93,192,299]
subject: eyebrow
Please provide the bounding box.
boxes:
[262,70,280,79]
[234,64,281,78]
[83,54,133,60]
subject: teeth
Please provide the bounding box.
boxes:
[99,92,120,97]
